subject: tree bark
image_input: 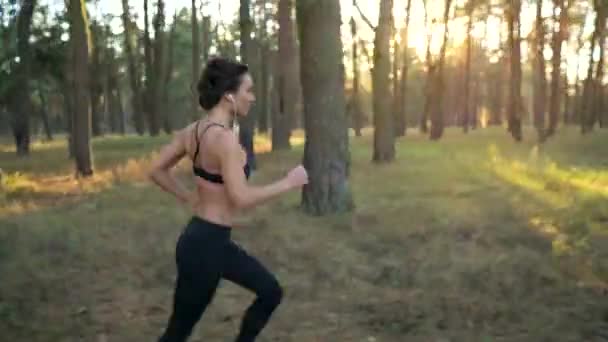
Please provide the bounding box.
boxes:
[274,0,298,149]
[9,0,36,156]
[69,0,94,176]
[421,0,432,133]
[121,0,145,135]
[191,0,201,121]
[392,16,401,135]
[150,0,165,136]
[257,0,270,134]
[429,0,452,140]
[463,0,474,133]
[372,0,395,160]
[507,0,523,141]
[37,82,53,140]
[163,11,177,134]
[90,22,103,136]
[571,24,585,125]
[546,0,568,137]
[533,0,547,141]
[592,1,606,129]
[296,0,353,215]
[349,6,363,137]
[581,0,605,133]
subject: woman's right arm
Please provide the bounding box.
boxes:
[217,132,308,209]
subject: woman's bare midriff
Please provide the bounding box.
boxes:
[185,121,247,228]
[193,179,238,227]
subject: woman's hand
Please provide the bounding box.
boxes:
[286,165,309,189]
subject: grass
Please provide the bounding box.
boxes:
[1,126,607,341]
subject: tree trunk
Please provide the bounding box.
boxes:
[349,7,363,137]
[533,0,547,141]
[429,0,452,140]
[62,63,75,158]
[202,15,211,62]
[488,15,505,126]
[255,0,270,134]
[421,0,432,133]
[240,0,257,170]
[372,0,395,160]
[581,1,605,133]
[463,1,474,133]
[396,0,412,137]
[571,24,585,124]
[562,71,570,125]
[296,0,353,215]
[507,0,523,141]
[142,0,159,135]
[150,0,165,136]
[392,18,401,136]
[546,0,567,137]
[273,0,299,149]
[163,11,177,134]
[191,0,201,121]
[37,83,53,140]
[90,23,103,136]
[121,0,145,135]
[69,0,94,176]
[9,0,36,156]
[592,2,606,129]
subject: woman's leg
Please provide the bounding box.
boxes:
[158,233,223,342]
[222,241,283,342]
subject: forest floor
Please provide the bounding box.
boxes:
[1,126,607,342]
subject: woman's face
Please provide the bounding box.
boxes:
[232,73,255,117]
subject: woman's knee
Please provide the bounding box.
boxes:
[260,280,283,308]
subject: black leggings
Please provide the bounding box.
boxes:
[158,216,283,342]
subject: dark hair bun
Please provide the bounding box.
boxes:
[197,57,249,110]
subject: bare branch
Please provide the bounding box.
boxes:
[353,0,376,31]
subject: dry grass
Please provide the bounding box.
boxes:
[1,126,607,342]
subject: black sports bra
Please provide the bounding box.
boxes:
[192,120,251,184]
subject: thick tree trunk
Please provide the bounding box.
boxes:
[534,0,547,141]
[373,0,395,160]
[507,0,523,141]
[9,0,36,156]
[69,0,94,176]
[239,0,257,169]
[296,0,353,215]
